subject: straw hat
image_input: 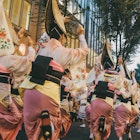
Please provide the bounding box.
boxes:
[101,40,114,70]
[123,62,131,80]
[5,14,19,45]
[0,1,15,56]
[45,0,66,36]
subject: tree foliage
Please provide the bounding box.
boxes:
[94,0,140,63]
[135,64,140,84]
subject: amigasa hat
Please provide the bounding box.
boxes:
[123,62,131,80]
[101,40,114,70]
[45,0,66,36]
[0,1,15,56]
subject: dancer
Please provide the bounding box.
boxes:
[20,0,88,139]
[113,63,133,140]
[130,72,139,126]
[77,87,88,128]
[59,69,74,138]
[89,40,125,140]
[137,89,140,132]
[86,82,95,140]
[127,72,139,139]
[0,1,35,139]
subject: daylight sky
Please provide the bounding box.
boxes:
[127,55,140,71]
[127,45,140,71]
[111,43,140,71]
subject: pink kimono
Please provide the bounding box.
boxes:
[114,79,132,137]
[21,35,88,140]
[0,47,35,140]
[89,70,117,140]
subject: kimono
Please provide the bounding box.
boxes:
[20,34,88,140]
[0,1,35,139]
[89,66,124,140]
[0,49,35,140]
[114,78,132,137]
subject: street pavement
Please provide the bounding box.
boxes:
[17,121,140,140]
[61,121,140,140]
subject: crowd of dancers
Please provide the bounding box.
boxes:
[0,0,140,140]
[84,47,140,140]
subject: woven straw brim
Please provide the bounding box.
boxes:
[101,40,114,69]
[123,62,131,79]
[0,1,15,56]
[45,0,66,35]
[5,13,19,45]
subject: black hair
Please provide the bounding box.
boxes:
[64,68,70,75]
[49,22,64,40]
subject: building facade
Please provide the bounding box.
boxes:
[3,0,41,42]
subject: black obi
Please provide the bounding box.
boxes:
[0,72,10,84]
[29,55,64,85]
[60,84,69,101]
[117,95,133,104]
[93,81,114,99]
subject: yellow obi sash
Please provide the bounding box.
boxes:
[19,76,60,105]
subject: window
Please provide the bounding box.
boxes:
[21,1,31,30]
[11,0,22,25]
[3,0,11,16]
[3,0,31,30]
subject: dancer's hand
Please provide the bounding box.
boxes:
[27,36,34,46]
[63,16,70,23]
[131,71,136,77]
[77,24,84,35]
[118,56,123,65]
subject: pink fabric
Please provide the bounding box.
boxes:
[49,60,64,72]
[90,99,113,139]
[130,107,138,124]
[85,104,91,124]
[12,98,23,113]
[108,83,115,91]
[114,104,131,137]
[59,108,72,138]
[0,102,22,140]
[23,89,62,140]
[0,65,10,73]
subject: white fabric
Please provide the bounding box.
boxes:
[70,60,87,89]
[0,47,35,88]
[71,86,88,101]
[0,1,15,56]
[137,89,140,108]
[78,99,87,119]
[0,83,12,107]
[61,76,74,91]
[86,67,96,85]
[37,34,88,69]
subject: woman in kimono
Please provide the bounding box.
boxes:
[0,1,35,139]
[137,88,140,132]
[130,72,139,126]
[89,41,125,140]
[59,69,74,138]
[85,82,95,140]
[20,0,88,140]
[113,63,133,140]
[127,72,139,139]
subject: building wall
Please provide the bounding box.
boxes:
[3,0,40,42]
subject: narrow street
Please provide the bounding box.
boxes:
[61,121,140,140]
[17,121,140,140]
